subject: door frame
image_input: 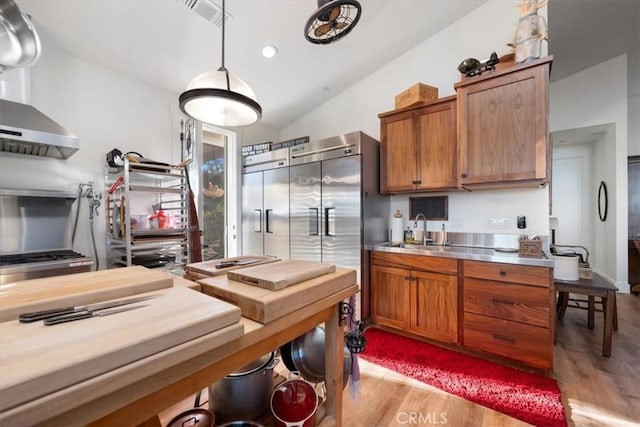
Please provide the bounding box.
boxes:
[189,121,240,258]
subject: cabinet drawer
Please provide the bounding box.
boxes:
[463,260,550,288]
[372,252,457,275]
[464,312,552,370]
[464,278,550,327]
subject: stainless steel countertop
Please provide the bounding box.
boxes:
[366,243,555,268]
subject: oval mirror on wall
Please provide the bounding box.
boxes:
[598,181,608,222]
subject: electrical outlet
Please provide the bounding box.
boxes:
[487,217,511,229]
[451,217,463,230]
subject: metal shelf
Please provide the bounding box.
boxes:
[105,157,189,269]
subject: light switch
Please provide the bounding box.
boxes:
[451,217,463,230]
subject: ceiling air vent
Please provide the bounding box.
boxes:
[182,0,231,28]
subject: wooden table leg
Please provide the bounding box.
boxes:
[324,303,344,427]
[603,290,614,357]
[588,295,595,329]
[557,291,569,321]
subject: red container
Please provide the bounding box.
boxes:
[148,210,169,229]
[270,377,318,427]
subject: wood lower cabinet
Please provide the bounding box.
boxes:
[464,312,552,370]
[379,96,457,193]
[462,260,554,370]
[411,269,458,343]
[455,56,552,189]
[370,264,410,330]
[371,252,458,344]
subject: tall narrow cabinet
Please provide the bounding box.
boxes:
[105,158,188,271]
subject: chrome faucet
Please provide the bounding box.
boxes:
[414,213,428,245]
[441,223,450,247]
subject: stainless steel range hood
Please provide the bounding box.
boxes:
[0,98,79,159]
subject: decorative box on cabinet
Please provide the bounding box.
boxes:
[462,259,554,370]
[379,96,457,194]
[371,252,458,343]
[455,56,553,189]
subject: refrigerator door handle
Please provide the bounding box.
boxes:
[265,209,273,233]
[253,209,262,232]
[309,208,319,235]
[325,207,336,237]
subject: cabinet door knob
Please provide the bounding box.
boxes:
[499,270,507,276]
[461,173,468,178]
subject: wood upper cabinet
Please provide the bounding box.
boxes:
[379,96,457,193]
[370,252,458,343]
[455,56,552,189]
[379,110,417,193]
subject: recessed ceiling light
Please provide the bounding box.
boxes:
[262,45,278,58]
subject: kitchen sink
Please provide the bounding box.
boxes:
[380,242,449,249]
[377,242,495,255]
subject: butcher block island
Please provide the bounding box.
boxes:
[0,264,357,427]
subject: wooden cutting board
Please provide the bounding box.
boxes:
[185,255,280,277]
[199,267,356,323]
[172,275,201,291]
[227,259,336,290]
[0,266,174,323]
[0,286,242,412]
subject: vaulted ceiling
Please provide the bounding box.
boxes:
[16,0,639,130]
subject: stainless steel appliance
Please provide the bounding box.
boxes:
[0,98,79,159]
[289,131,389,317]
[0,188,94,285]
[241,149,290,259]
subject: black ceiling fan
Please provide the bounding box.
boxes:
[304,0,362,45]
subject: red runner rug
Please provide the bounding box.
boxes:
[359,328,566,427]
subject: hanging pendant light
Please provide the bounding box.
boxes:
[179,0,262,127]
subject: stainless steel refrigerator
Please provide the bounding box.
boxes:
[241,150,290,259]
[289,131,389,318]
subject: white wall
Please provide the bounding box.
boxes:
[592,129,618,282]
[628,37,639,156]
[237,123,280,147]
[0,42,182,268]
[550,55,629,291]
[279,0,550,236]
[629,93,639,156]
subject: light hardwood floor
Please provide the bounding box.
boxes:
[159,294,639,427]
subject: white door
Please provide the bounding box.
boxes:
[552,144,593,253]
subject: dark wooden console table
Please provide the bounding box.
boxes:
[555,272,618,357]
